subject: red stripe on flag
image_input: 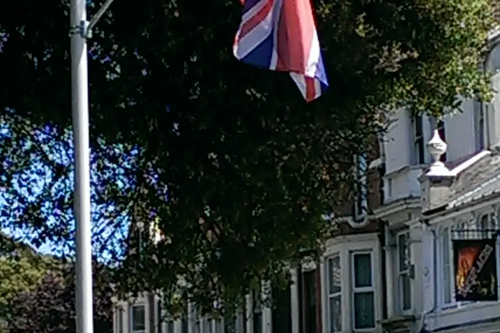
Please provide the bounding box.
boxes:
[238,0,274,40]
[276,0,316,73]
[305,77,316,102]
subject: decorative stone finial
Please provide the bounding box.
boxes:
[426,129,450,176]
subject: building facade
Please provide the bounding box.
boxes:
[378,29,500,333]
[112,141,385,333]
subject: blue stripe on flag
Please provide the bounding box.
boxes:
[242,0,261,14]
[240,31,274,68]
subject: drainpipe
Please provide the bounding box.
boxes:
[297,265,303,333]
[377,219,388,320]
[418,227,437,333]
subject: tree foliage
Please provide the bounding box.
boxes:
[6,264,114,333]
[0,234,55,319]
[0,0,496,312]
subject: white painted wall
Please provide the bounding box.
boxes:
[444,99,477,162]
[384,110,412,175]
[382,97,484,204]
[488,73,500,148]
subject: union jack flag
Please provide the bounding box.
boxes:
[233,0,328,102]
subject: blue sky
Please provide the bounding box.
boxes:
[0,112,138,262]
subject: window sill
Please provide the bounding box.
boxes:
[437,300,498,314]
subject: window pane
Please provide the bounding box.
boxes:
[131,305,146,331]
[252,313,262,333]
[354,254,372,288]
[479,215,490,238]
[166,320,175,333]
[328,256,341,294]
[398,234,408,271]
[118,309,124,333]
[400,274,411,311]
[157,300,162,333]
[304,271,317,333]
[329,295,341,332]
[354,292,375,329]
[181,315,188,333]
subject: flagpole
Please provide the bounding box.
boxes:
[70,0,93,331]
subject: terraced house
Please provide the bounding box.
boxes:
[377,27,500,333]
[111,139,385,333]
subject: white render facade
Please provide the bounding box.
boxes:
[113,229,384,333]
[377,30,500,333]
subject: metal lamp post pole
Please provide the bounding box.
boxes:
[69,0,115,332]
[70,0,93,332]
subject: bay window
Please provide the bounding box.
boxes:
[352,252,375,329]
[326,254,342,332]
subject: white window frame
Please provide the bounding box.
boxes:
[115,307,124,333]
[351,251,375,330]
[396,232,412,313]
[326,254,342,333]
[412,115,425,165]
[440,226,453,306]
[354,154,368,221]
[130,304,146,333]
